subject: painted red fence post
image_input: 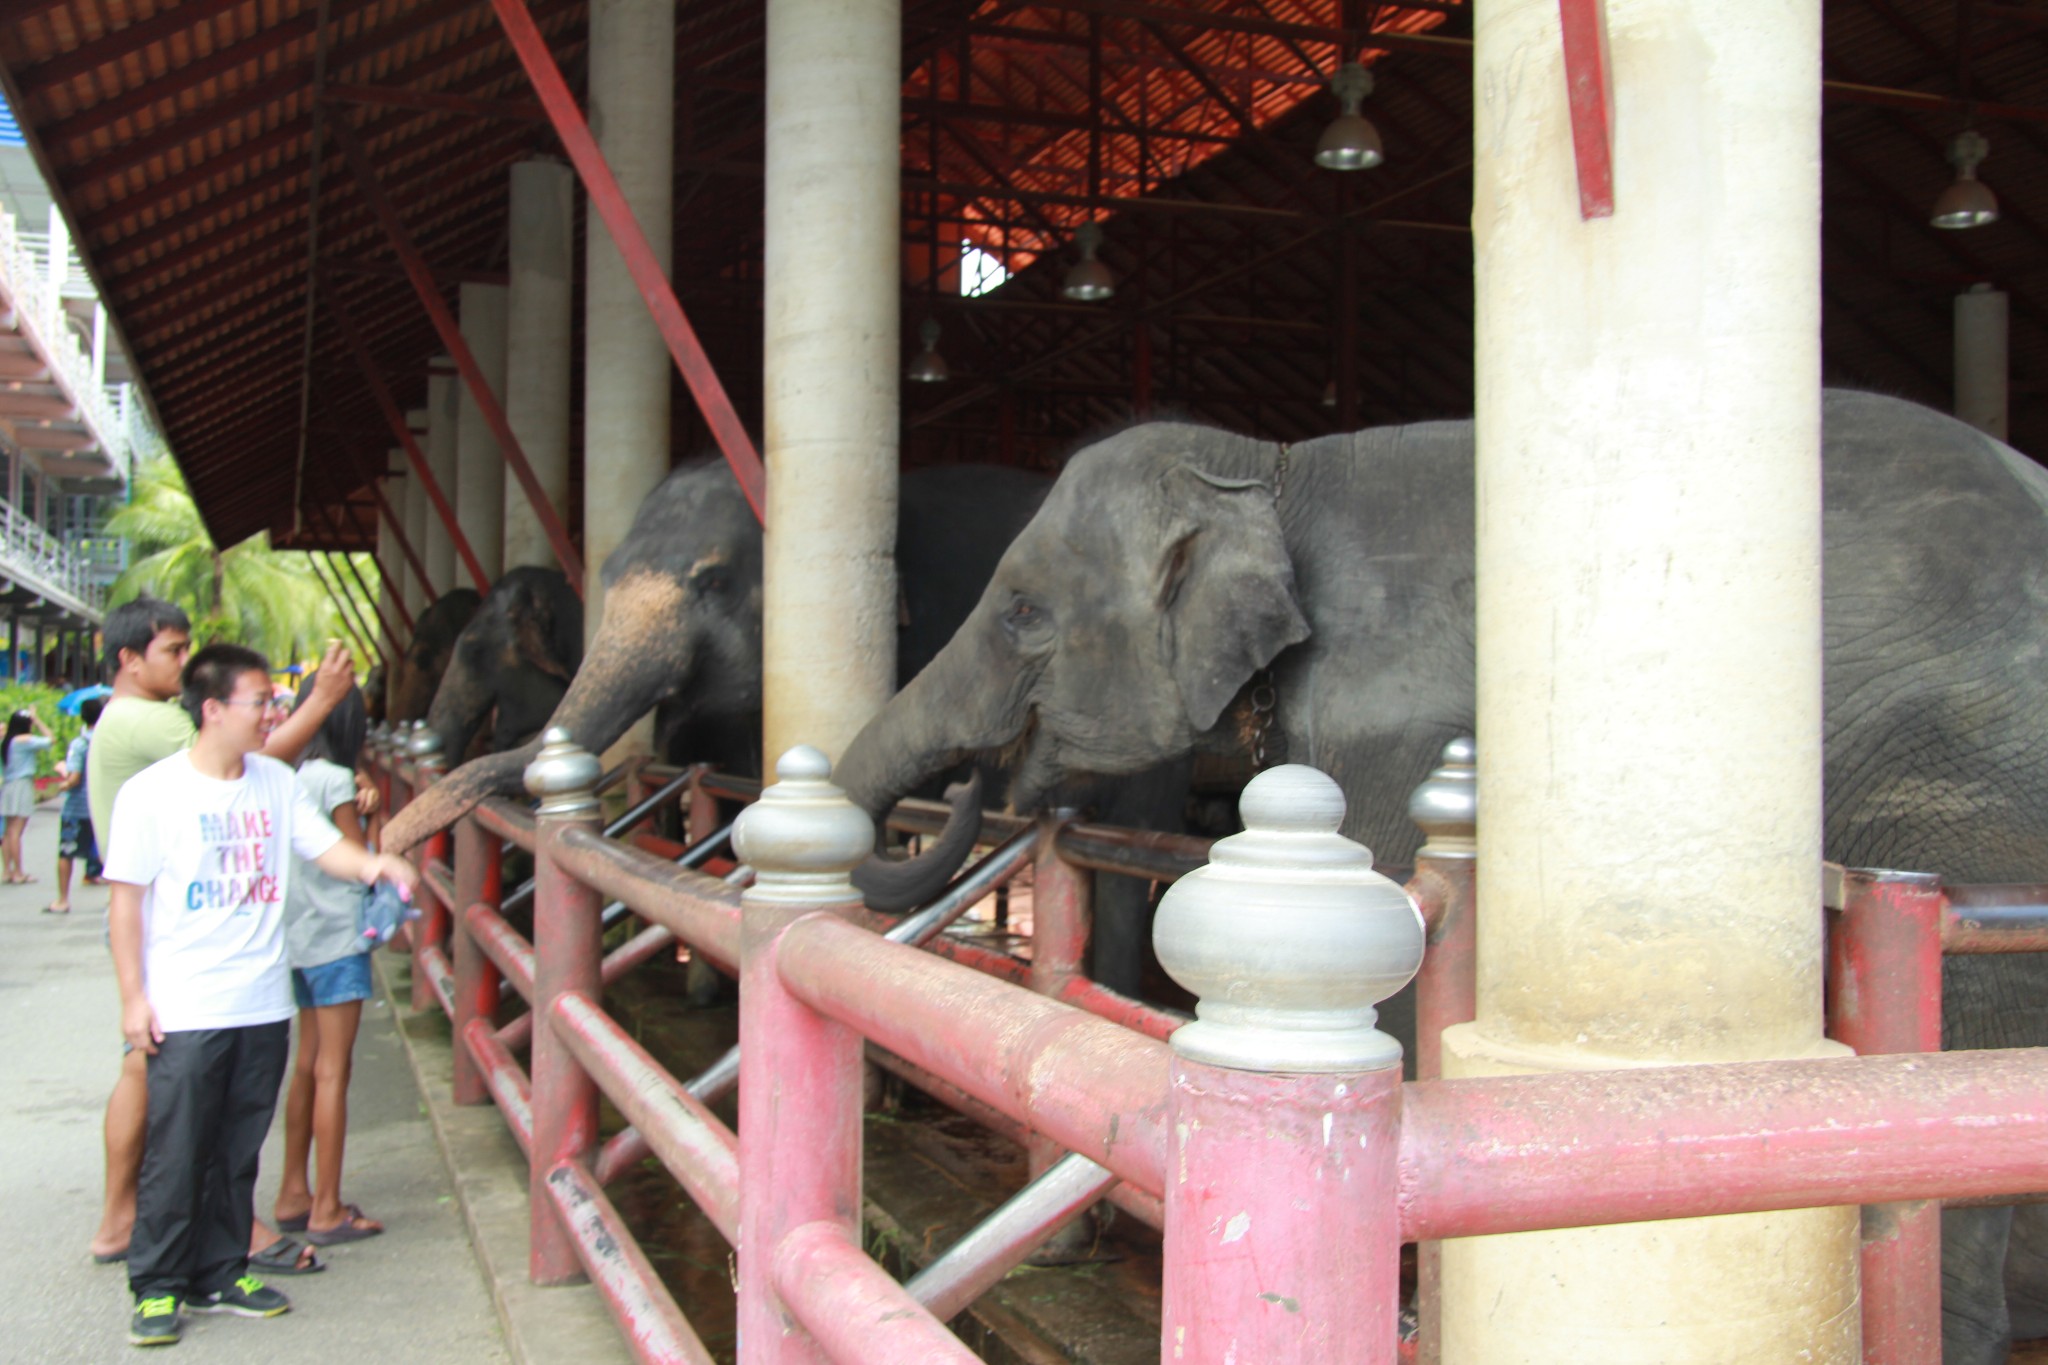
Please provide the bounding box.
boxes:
[733,747,875,1364]
[451,815,505,1106]
[408,729,450,1013]
[1829,867,1947,1365]
[1026,809,1096,1253]
[1153,766,1426,1364]
[1404,737,1476,1365]
[525,727,606,1285]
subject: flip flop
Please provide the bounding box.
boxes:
[42,904,69,914]
[304,1205,383,1246]
[91,1248,127,1265]
[248,1236,324,1275]
[273,1212,309,1233]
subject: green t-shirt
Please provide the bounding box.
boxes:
[87,696,197,847]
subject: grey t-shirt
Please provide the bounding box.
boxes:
[283,759,366,970]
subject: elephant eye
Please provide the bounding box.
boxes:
[1003,594,1051,640]
[696,570,729,594]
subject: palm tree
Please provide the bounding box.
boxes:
[105,456,375,666]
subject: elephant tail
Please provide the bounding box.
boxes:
[379,739,543,855]
[849,771,984,913]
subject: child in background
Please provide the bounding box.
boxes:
[2,705,54,883]
[48,694,105,914]
[270,674,384,1246]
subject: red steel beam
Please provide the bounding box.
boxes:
[489,0,767,523]
[328,292,488,593]
[1557,0,1615,219]
[333,117,585,593]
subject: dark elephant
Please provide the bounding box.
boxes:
[381,459,1050,853]
[423,566,583,762]
[387,588,482,724]
[830,390,2048,1363]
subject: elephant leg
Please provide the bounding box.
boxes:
[1088,872,1153,998]
[2005,1202,2048,1342]
[1943,1203,2015,1365]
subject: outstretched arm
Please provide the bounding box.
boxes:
[310,838,417,900]
[261,643,353,764]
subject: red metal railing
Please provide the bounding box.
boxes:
[364,723,2048,1365]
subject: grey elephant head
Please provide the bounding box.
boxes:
[423,565,583,763]
[835,424,1308,863]
[383,462,763,852]
[389,588,483,723]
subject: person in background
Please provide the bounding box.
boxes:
[88,596,356,1275]
[107,644,417,1347]
[270,674,384,1246]
[1,705,54,883]
[47,694,105,914]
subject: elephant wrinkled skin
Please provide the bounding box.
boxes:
[831,390,2048,1364]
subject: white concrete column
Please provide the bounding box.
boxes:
[1442,3,1856,1363]
[425,364,460,596]
[1956,283,2009,441]
[584,0,674,638]
[505,159,576,572]
[761,0,901,764]
[456,283,508,583]
[401,417,428,618]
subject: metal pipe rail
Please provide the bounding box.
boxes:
[366,731,2048,1365]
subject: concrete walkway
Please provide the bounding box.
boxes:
[1,800,511,1364]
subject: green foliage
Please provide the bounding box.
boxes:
[0,682,84,779]
[104,456,381,668]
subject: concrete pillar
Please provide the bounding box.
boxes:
[377,493,401,659]
[1441,3,1857,1363]
[1955,283,2009,441]
[401,416,428,617]
[505,159,576,572]
[760,0,901,764]
[456,284,509,583]
[583,0,675,732]
[425,365,460,597]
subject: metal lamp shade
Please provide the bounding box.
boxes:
[1315,113,1384,171]
[1062,258,1115,302]
[1931,174,1999,230]
[906,348,951,383]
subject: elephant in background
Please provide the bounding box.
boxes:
[830,391,2048,1363]
[381,459,1051,855]
[387,588,482,723]
[423,566,582,762]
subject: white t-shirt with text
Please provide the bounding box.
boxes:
[104,750,344,1032]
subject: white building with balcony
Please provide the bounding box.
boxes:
[0,91,147,681]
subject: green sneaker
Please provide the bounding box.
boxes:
[128,1295,181,1347]
[187,1274,289,1318]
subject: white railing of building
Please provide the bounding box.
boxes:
[0,204,142,484]
[0,497,105,612]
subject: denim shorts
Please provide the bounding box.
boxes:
[59,811,100,867]
[292,954,374,1009]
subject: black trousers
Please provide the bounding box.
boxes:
[128,1021,291,1300]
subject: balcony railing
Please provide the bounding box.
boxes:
[0,205,135,484]
[0,497,107,617]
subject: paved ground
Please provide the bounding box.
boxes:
[0,800,511,1364]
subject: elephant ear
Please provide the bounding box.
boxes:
[1157,463,1310,731]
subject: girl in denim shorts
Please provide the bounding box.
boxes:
[270,677,385,1246]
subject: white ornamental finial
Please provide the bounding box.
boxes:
[523,726,602,816]
[1408,736,1476,857]
[1153,765,1424,1072]
[732,746,874,907]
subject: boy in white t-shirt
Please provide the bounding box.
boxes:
[105,645,417,1349]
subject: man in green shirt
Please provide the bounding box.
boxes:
[88,597,357,1273]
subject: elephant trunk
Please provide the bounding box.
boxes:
[837,632,1007,912]
[424,650,495,765]
[383,572,693,853]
